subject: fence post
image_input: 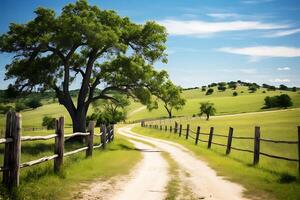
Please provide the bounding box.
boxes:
[298,126,300,175]
[165,125,167,132]
[195,126,200,145]
[174,122,178,134]
[226,127,233,155]
[179,124,182,137]
[86,121,95,157]
[101,125,107,149]
[170,126,172,132]
[186,124,190,140]
[253,126,260,165]
[160,125,162,130]
[208,127,214,149]
[3,111,21,189]
[54,116,64,173]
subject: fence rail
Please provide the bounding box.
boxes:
[0,111,114,190]
[141,120,300,175]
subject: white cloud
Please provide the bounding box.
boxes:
[217,46,300,58]
[207,13,240,19]
[242,0,273,4]
[263,28,300,38]
[277,67,291,71]
[269,78,291,83]
[158,19,288,36]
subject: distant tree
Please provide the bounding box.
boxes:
[232,91,238,96]
[292,87,297,92]
[208,83,217,87]
[217,85,226,91]
[206,88,214,95]
[218,82,227,87]
[201,86,207,91]
[5,84,19,99]
[42,116,56,129]
[156,81,186,118]
[267,86,276,91]
[279,84,288,90]
[15,101,28,112]
[25,97,42,109]
[228,83,237,90]
[264,94,293,109]
[199,102,216,120]
[248,86,257,93]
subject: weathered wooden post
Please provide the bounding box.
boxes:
[186,124,190,140]
[160,125,162,130]
[165,125,167,131]
[298,126,300,175]
[208,127,214,149]
[253,126,260,165]
[179,124,182,137]
[174,122,178,134]
[101,125,107,149]
[54,116,64,173]
[226,127,233,155]
[195,126,200,145]
[3,111,21,189]
[170,126,172,132]
[86,121,95,157]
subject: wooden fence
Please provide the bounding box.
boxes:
[141,121,300,174]
[0,111,114,190]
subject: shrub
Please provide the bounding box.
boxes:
[25,97,42,109]
[206,88,214,95]
[248,86,257,93]
[42,116,56,130]
[15,102,28,112]
[241,91,244,93]
[264,94,293,108]
[201,86,206,91]
[0,104,13,114]
[262,91,266,93]
[232,91,238,96]
[217,85,226,91]
[279,84,288,90]
[292,87,297,92]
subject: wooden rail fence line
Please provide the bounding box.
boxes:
[0,111,114,190]
[141,121,300,175]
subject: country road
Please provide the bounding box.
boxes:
[79,124,251,200]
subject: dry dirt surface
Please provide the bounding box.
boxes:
[77,125,251,200]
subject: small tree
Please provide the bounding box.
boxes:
[279,84,288,90]
[15,101,28,112]
[248,86,257,93]
[292,87,297,92]
[217,85,226,92]
[42,116,56,129]
[232,91,238,96]
[206,88,214,95]
[264,94,293,108]
[201,86,207,91]
[156,81,185,118]
[199,102,216,120]
[25,97,42,109]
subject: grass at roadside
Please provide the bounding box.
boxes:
[132,125,300,200]
[0,136,142,200]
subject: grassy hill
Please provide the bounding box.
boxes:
[126,86,300,121]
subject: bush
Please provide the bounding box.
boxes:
[0,104,13,114]
[217,85,226,92]
[264,94,293,108]
[248,86,257,93]
[25,97,42,109]
[206,88,214,95]
[201,86,206,91]
[292,87,297,92]
[15,102,28,112]
[279,84,288,90]
[42,116,56,130]
[262,91,266,93]
[232,91,238,96]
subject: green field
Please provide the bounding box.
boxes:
[127,87,300,121]
[132,108,300,200]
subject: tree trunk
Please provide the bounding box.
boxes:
[68,105,87,143]
[206,113,210,120]
[164,105,172,118]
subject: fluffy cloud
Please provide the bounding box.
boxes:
[217,46,300,58]
[277,67,291,71]
[158,19,288,36]
[263,28,300,38]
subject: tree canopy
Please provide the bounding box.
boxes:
[0,0,171,133]
[156,80,185,118]
[199,102,216,120]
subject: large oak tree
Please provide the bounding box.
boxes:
[0,0,170,133]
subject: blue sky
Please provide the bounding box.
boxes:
[0,0,300,89]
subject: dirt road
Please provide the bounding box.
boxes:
[79,125,250,200]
